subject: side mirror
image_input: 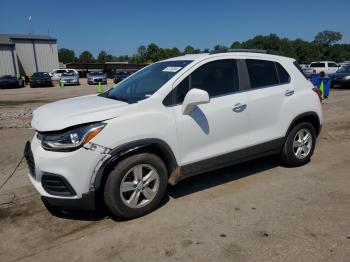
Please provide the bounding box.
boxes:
[182,88,209,115]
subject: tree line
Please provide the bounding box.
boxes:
[58,30,350,65]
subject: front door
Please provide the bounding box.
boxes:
[172,59,249,173]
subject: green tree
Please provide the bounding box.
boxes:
[230,41,242,49]
[314,30,343,47]
[183,45,195,54]
[58,48,76,64]
[78,51,95,63]
[146,43,160,62]
[97,51,112,62]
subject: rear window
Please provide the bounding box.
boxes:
[310,63,325,68]
[246,59,279,88]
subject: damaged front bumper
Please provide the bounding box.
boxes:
[24,135,112,210]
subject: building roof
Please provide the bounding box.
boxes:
[0,34,57,45]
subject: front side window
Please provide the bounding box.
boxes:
[106,60,192,103]
[163,59,239,106]
[246,59,279,88]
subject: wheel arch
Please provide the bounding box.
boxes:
[286,112,321,138]
[94,138,178,191]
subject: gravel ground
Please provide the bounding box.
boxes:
[0,82,349,262]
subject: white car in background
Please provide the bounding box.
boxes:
[308,61,339,75]
[49,69,79,81]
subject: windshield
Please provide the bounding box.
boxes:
[89,72,104,76]
[106,60,192,102]
[33,72,49,77]
[62,72,75,76]
[337,66,350,73]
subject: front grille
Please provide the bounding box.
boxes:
[24,142,35,178]
[42,174,76,197]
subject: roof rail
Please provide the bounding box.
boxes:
[209,48,280,55]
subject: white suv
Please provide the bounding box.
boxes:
[25,50,323,219]
[308,61,339,75]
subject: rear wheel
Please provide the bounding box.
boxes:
[280,122,316,166]
[104,153,168,219]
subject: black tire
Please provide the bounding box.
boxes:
[280,122,316,167]
[104,153,168,219]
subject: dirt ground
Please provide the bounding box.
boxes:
[0,80,349,262]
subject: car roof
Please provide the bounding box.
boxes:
[311,61,337,63]
[164,52,294,63]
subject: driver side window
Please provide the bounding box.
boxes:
[163,59,238,106]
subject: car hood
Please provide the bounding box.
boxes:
[330,72,350,78]
[0,77,17,82]
[89,75,106,78]
[32,76,50,80]
[61,76,77,80]
[32,94,131,131]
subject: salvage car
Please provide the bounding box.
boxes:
[87,71,107,85]
[0,75,24,88]
[329,64,350,88]
[25,50,323,219]
[30,72,53,87]
[60,72,80,86]
[50,69,79,81]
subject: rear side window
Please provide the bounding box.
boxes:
[310,63,325,68]
[328,62,338,67]
[276,63,291,84]
[246,59,279,88]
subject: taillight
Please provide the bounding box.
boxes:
[312,87,322,101]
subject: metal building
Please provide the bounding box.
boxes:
[0,34,59,77]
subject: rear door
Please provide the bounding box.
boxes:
[244,59,292,154]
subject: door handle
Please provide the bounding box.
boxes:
[233,103,247,113]
[285,89,294,96]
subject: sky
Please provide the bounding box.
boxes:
[0,0,349,57]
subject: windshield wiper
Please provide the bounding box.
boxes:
[106,95,136,104]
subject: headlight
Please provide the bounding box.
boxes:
[37,122,106,152]
[344,76,350,80]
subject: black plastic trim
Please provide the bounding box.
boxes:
[41,191,95,211]
[94,138,178,190]
[286,112,321,137]
[42,173,76,197]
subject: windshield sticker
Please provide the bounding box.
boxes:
[162,66,182,73]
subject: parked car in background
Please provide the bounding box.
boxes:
[329,64,350,88]
[87,71,107,85]
[50,69,79,81]
[0,75,24,88]
[30,72,53,88]
[25,50,323,219]
[60,72,80,85]
[300,64,313,78]
[309,61,339,75]
[114,71,129,83]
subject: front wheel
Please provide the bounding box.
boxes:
[280,122,316,167]
[104,153,168,219]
